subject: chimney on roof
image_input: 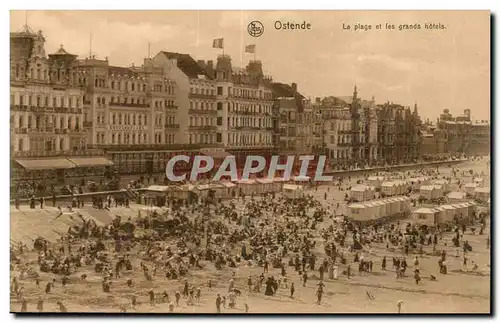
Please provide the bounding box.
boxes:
[315,97,321,103]
[92,55,95,59]
[291,83,297,93]
[105,56,108,61]
[207,60,214,69]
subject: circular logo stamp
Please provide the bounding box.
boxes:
[248,21,264,37]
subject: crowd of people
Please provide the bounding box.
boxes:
[9,155,490,313]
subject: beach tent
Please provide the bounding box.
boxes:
[256,178,280,194]
[282,183,304,199]
[419,185,436,200]
[464,183,478,196]
[412,208,439,226]
[432,179,450,192]
[219,181,237,198]
[381,182,396,196]
[447,191,467,203]
[350,185,375,202]
[236,179,258,196]
[474,187,490,202]
[348,203,368,222]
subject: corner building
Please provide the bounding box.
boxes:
[10,27,109,187]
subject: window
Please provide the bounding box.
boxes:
[217,117,223,126]
[217,102,223,110]
[217,133,222,143]
[217,87,223,95]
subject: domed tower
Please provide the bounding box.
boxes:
[215,55,232,82]
[48,44,78,86]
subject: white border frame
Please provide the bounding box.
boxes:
[2,1,498,323]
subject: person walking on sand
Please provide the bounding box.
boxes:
[37,297,44,312]
[290,282,295,298]
[149,289,155,307]
[216,293,222,313]
[316,284,324,305]
[397,300,404,314]
[175,291,181,306]
[20,298,28,312]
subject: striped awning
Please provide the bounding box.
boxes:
[15,158,76,170]
[67,157,114,167]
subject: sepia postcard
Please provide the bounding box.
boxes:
[9,10,491,314]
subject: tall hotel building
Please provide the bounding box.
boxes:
[10,26,112,186]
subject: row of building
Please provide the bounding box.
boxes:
[420,109,490,156]
[10,26,490,186]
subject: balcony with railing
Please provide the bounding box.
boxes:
[83,121,93,128]
[10,105,82,114]
[188,109,218,115]
[54,128,68,134]
[165,124,180,129]
[189,93,216,100]
[11,148,105,158]
[109,102,149,108]
[10,105,28,112]
[234,110,260,116]
[87,143,223,152]
[188,125,217,131]
[13,128,27,134]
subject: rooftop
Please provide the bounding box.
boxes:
[158,51,213,80]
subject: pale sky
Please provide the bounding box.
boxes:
[10,10,490,121]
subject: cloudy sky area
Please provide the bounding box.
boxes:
[11,10,490,121]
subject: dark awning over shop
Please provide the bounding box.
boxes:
[201,151,233,159]
[15,158,76,170]
[67,157,114,167]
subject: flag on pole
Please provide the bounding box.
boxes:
[245,44,256,54]
[213,38,224,49]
